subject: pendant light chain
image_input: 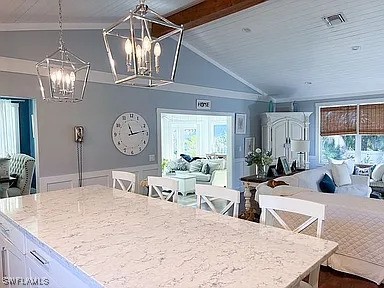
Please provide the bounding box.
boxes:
[58,0,64,49]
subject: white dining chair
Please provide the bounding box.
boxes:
[195,184,240,217]
[259,195,326,288]
[148,176,178,202]
[112,171,136,192]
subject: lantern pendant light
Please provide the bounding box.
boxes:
[103,0,184,87]
[36,0,90,102]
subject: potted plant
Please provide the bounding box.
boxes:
[245,148,273,177]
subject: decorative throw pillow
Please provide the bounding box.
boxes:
[189,160,203,172]
[372,164,384,181]
[175,158,189,171]
[331,163,352,187]
[207,162,221,173]
[354,166,374,177]
[329,158,354,175]
[180,154,193,162]
[319,174,336,193]
[202,163,210,174]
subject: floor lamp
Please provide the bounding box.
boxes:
[291,140,310,170]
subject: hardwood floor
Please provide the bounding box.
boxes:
[319,267,384,288]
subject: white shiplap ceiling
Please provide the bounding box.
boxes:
[184,0,384,101]
[0,0,202,24]
[2,0,384,101]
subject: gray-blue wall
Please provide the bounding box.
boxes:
[0,30,268,186]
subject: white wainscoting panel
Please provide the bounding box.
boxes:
[39,164,160,194]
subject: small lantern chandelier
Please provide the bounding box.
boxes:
[36,0,90,102]
[103,0,184,87]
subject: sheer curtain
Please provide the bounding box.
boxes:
[0,100,20,157]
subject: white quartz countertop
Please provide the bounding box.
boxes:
[0,185,337,288]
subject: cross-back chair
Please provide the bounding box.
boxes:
[259,195,326,288]
[148,176,178,202]
[195,184,240,217]
[112,171,136,192]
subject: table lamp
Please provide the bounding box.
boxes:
[290,140,310,170]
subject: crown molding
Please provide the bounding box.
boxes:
[0,56,266,102]
[276,90,384,103]
[0,23,108,31]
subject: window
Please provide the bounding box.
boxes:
[161,114,229,161]
[319,102,384,164]
[0,100,20,157]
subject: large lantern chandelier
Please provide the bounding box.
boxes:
[36,0,90,102]
[103,0,184,87]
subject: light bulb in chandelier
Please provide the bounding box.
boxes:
[125,38,133,70]
[136,44,143,71]
[70,71,76,82]
[65,73,71,87]
[56,70,62,81]
[50,72,57,84]
[70,71,76,89]
[143,36,151,52]
[142,36,151,68]
[154,42,161,73]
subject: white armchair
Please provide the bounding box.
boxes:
[7,154,35,197]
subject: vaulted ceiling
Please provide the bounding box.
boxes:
[2,0,384,102]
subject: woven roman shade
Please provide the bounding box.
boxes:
[359,103,384,135]
[320,106,357,136]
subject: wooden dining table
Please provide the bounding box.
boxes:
[0,185,338,287]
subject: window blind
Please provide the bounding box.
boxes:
[320,105,357,136]
[359,103,384,135]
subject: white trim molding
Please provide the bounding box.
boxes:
[156,108,235,189]
[39,164,160,194]
[276,90,384,103]
[0,56,265,102]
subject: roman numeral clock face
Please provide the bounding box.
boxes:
[112,112,149,155]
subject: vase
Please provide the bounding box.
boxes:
[255,164,266,178]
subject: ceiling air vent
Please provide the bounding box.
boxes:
[322,13,346,27]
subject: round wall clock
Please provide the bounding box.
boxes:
[112,112,149,155]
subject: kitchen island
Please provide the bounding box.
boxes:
[0,185,337,287]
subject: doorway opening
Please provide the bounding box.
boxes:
[0,97,38,194]
[157,109,234,194]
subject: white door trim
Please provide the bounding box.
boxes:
[157,108,234,189]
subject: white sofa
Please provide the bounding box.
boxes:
[255,167,384,284]
[166,158,227,187]
[269,166,371,198]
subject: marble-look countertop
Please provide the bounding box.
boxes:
[0,185,337,288]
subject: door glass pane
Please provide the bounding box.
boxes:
[183,128,197,155]
[213,124,227,154]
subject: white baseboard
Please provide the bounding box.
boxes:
[39,164,160,194]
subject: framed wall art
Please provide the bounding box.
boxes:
[235,113,246,134]
[244,137,255,156]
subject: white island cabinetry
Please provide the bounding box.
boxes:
[0,214,89,288]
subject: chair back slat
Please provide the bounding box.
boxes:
[148,176,178,203]
[259,195,325,238]
[112,171,136,192]
[195,184,240,217]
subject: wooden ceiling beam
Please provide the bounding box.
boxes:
[153,0,269,36]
